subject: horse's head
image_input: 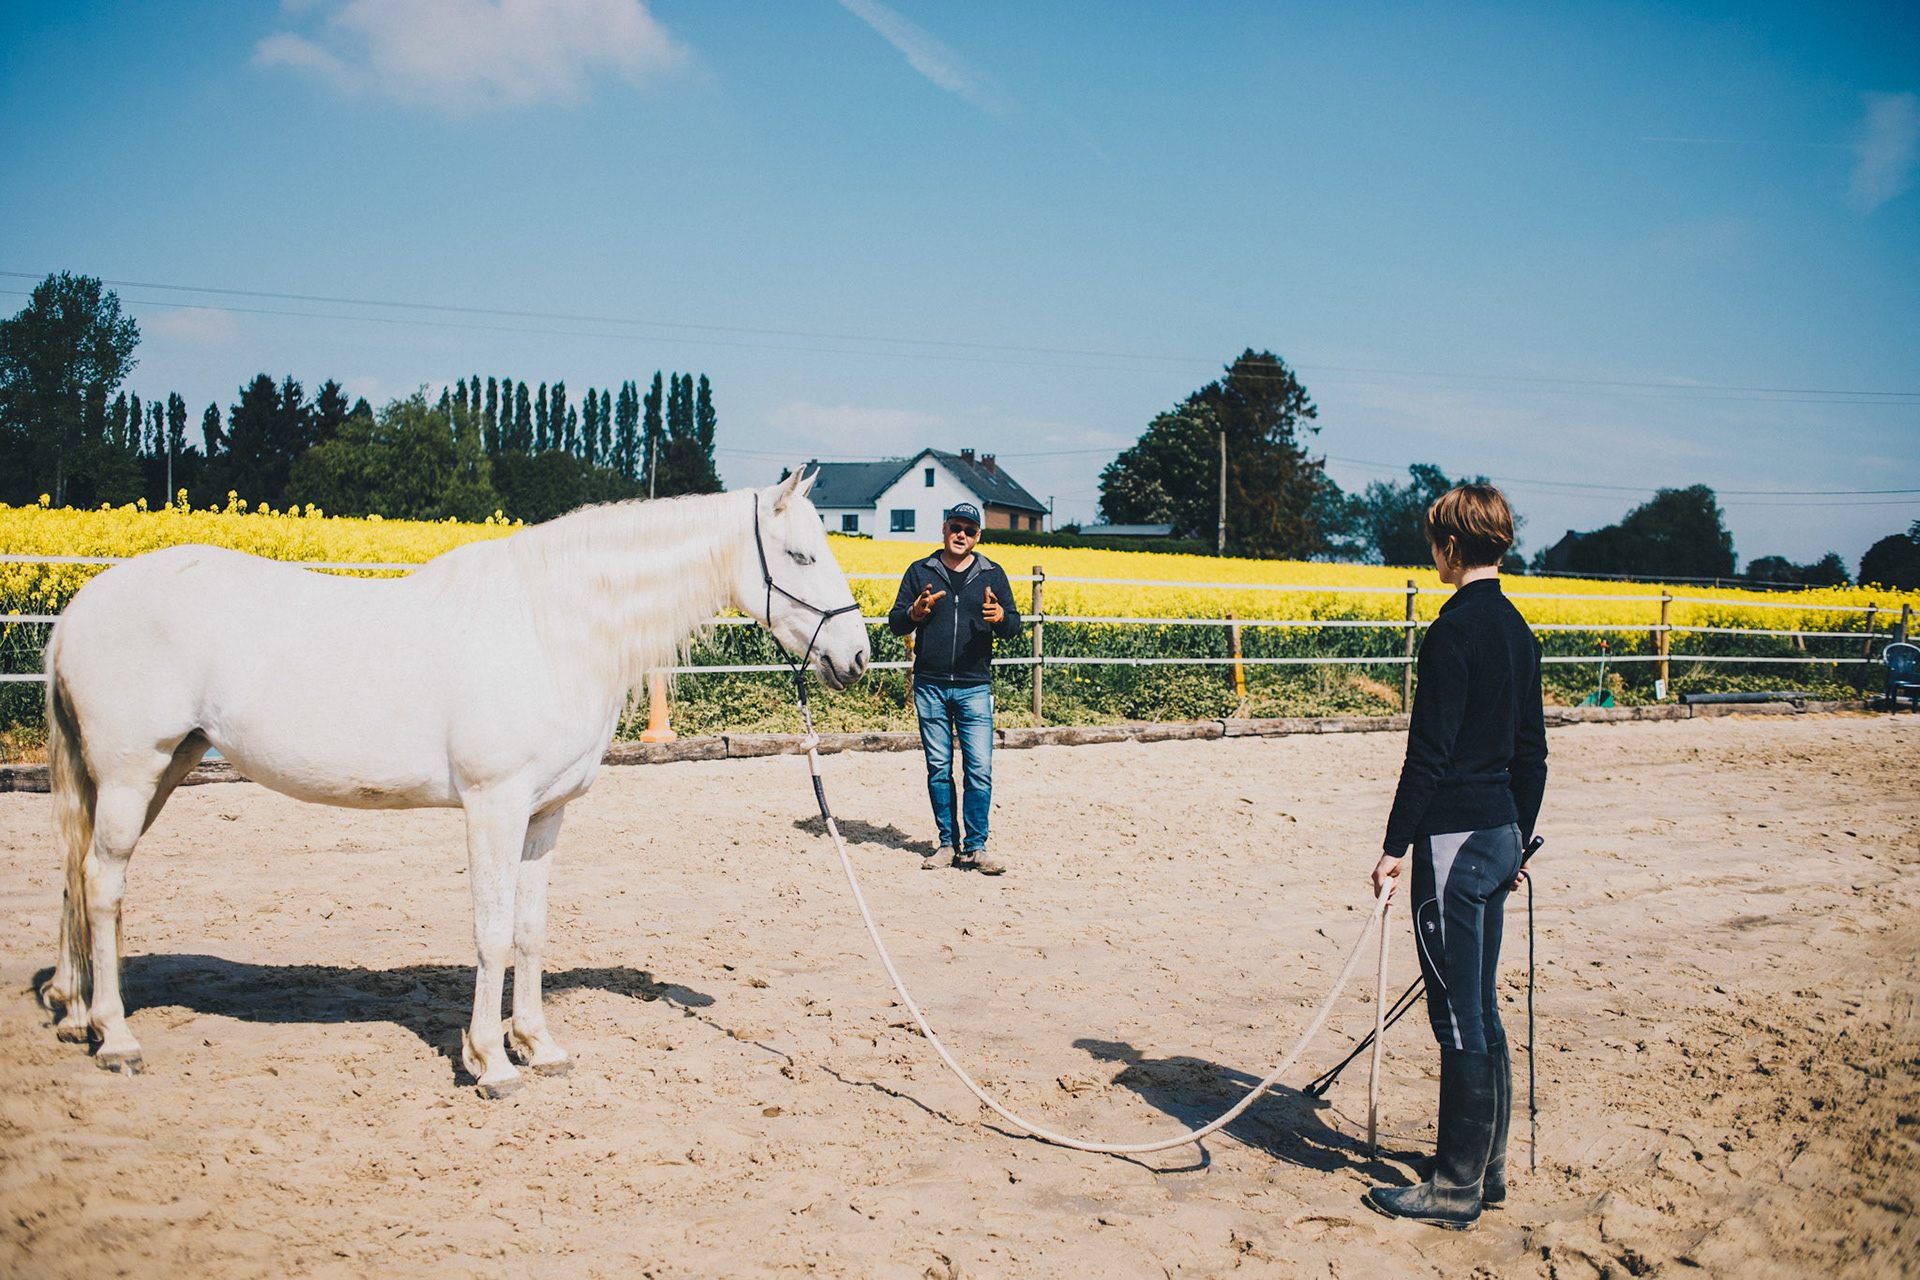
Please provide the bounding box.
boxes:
[740,469,870,691]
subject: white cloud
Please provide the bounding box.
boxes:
[766,400,947,456]
[141,307,239,348]
[253,0,689,110]
[835,0,1012,117]
[1847,91,1919,212]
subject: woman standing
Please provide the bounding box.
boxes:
[1365,485,1548,1231]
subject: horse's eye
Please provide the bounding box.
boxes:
[786,549,815,566]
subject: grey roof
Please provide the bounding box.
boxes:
[800,450,1048,514]
[1082,523,1175,537]
[927,450,1048,514]
[801,459,913,509]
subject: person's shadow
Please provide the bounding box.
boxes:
[1072,1038,1422,1181]
[33,956,714,1086]
[793,815,934,855]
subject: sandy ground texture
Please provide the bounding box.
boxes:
[0,713,1916,1279]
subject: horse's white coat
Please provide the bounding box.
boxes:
[40,473,868,1094]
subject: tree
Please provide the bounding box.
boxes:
[201,402,224,457]
[1567,485,1735,579]
[512,381,532,454]
[1098,408,1217,534]
[551,380,569,454]
[641,372,663,494]
[1859,521,1920,591]
[484,376,500,455]
[535,382,549,452]
[0,272,141,506]
[1746,553,1851,588]
[285,388,500,521]
[598,388,612,468]
[1098,350,1326,557]
[614,380,639,480]
[314,379,351,442]
[652,371,721,496]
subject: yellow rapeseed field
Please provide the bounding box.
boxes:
[827,535,1910,634]
[2,500,1910,636]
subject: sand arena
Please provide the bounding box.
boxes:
[0,713,1914,1278]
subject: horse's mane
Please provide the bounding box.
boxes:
[490,490,750,707]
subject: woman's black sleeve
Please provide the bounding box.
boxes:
[1382,622,1470,857]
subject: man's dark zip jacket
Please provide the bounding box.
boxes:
[1383,577,1548,857]
[888,550,1023,687]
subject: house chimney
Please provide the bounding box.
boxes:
[983,454,997,475]
[960,448,975,467]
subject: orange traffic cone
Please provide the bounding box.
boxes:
[639,672,677,742]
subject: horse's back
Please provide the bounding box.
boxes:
[51,544,540,807]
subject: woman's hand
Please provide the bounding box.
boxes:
[1371,853,1402,899]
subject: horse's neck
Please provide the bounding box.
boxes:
[511,492,749,709]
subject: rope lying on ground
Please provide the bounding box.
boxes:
[794,704,1393,1156]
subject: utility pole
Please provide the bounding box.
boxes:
[1216,430,1227,555]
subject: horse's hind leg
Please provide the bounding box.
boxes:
[83,780,162,1072]
[508,806,569,1075]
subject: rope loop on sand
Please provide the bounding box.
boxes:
[794,704,1392,1156]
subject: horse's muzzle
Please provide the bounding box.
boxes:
[818,650,868,691]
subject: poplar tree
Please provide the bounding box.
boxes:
[535,382,549,452]
[202,402,224,456]
[641,372,663,495]
[614,380,639,481]
[484,376,500,454]
[599,389,612,469]
[514,381,532,454]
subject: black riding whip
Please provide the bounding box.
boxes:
[1303,836,1544,1137]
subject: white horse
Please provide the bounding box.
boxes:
[39,471,867,1096]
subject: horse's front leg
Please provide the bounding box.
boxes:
[508,805,569,1075]
[461,792,530,1098]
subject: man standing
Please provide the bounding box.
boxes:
[888,503,1023,874]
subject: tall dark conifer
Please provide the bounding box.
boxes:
[484,377,500,454]
[514,381,532,453]
[535,383,549,452]
[642,372,663,494]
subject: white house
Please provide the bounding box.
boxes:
[802,449,1049,541]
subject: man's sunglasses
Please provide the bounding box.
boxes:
[944,522,980,537]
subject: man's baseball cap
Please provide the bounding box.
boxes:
[944,503,983,529]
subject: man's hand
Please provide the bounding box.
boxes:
[909,585,947,622]
[1371,853,1402,899]
[981,585,1004,625]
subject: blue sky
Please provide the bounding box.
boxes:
[3,1,1915,566]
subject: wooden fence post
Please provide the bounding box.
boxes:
[1030,565,1045,720]
[1227,610,1246,705]
[1402,580,1418,711]
[1863,604,1877,659]
[1657,591,1672,695]
[1903,604,1914,645]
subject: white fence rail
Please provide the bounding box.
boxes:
[1,556,1906,689]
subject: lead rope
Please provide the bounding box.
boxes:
[793,682,1395,1156]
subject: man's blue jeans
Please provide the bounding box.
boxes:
[913,681,994,853]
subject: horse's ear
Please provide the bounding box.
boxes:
[772,465,811,513]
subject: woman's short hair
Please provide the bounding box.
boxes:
[1423,484,1515,569]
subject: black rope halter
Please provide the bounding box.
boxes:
[753,493,862,709]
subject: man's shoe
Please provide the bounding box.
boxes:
[953,849,1006,875]
[921,845,956,871]
[1363,1047,1496,1231]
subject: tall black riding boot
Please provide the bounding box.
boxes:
[1482,1039,1512,1207]
[1364,1048,1497,1230]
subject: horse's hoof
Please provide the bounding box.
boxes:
[95,1051,144,1075]
[529,1057,572,1077]
[474,1077,520,1100]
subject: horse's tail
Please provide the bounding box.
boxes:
[45,649,95,1012]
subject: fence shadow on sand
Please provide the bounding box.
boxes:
[34,956,713,1082]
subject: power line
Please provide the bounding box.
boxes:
[5,268,1917,402]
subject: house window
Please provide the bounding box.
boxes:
[841,514,859,533]
[890,509,916,533]
[924,467,935,487]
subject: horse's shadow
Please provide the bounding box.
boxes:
[34,956,714,1081]
[793,814,932,854]
[1073,1038,1422,1180]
